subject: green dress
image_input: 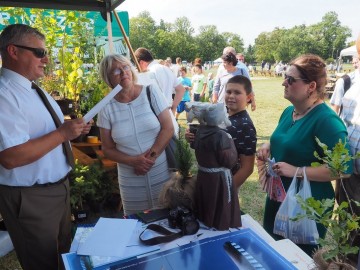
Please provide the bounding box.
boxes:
[263,103,352,256]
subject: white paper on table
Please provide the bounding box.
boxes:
[88,222,160,267]
[77,217,137,257]
[69,226,94,253]
[83,84,122,123]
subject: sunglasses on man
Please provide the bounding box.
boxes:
[284,74,309,85]
[12,44,48,58]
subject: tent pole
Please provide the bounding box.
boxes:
[113,11,141,71]
[107,11,114,53]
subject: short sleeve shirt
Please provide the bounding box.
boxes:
[148,61,181,106]
[340,80,360,174]
[0,68,70,186]
[226,110,257,156]
[330,70,359,106]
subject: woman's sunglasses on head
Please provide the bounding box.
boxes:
[12,44,48,58]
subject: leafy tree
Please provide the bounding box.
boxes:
[158,19,169,31]
[173,17,194,36]
[170,37,196,63]
[254,32,273,62]
[254,11,352,63]
[222,32,245,54]
[129,11,157,51]
[244,44,256,64]
[1,7,94,106]
[195,25,226,62]
[275,26,317,63]
[309,11,351,59]
[152,28,174,59]
[168,17,196,62]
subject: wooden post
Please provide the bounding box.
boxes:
[113,11,141,71]
[106,11,114,53]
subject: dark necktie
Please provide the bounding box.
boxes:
[32,82,75,169]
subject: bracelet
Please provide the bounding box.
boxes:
[297,167,304,178]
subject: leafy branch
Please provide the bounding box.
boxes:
[311,137,360,179]
[175,130,194,179]
[294,197,360,262]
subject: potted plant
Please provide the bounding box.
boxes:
[293,138,360,269]
[69,159,121,222]
[159,130,197,211]
[69,160,103,221]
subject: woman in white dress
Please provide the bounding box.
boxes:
[97,54,174,215]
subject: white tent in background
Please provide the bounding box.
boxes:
[339,45,358,57]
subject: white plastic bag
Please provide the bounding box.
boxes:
[273,167,319,244]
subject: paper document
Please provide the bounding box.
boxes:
[77,217,137,257]
[69,226,93,253]
[83,84,122,123]
[87,222,160,268]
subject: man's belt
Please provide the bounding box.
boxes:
[0,174,69,188]
[32,174,69,187]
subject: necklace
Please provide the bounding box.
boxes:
[291,99,320,126]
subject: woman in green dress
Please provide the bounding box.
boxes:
[256,54,352,256]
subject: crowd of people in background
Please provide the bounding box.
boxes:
[156,46,257,109]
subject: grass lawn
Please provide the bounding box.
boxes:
[0,75,291,269]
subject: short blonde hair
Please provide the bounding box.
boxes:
[99,54,138,87]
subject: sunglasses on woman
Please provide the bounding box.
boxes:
[12,44,48,58]
[284,74,309,85]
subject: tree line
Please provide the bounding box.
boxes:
[129,11,352,64]
[0,8,353,66]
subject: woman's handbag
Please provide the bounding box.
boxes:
[273,167,319,245]
[146,86,179,170]
[164,135,178,170]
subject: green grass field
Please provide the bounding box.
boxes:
[0,75,291,269]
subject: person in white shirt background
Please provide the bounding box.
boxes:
[216,47,256,110]
[134,47,185,115]
[330,56,359,114]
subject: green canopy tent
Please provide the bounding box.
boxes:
[0,0,125,13]
[0,0,140,69]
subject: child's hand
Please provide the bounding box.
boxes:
[256,143,270,161]
[185,129,195,143]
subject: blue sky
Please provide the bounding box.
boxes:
[118,0,359,47]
